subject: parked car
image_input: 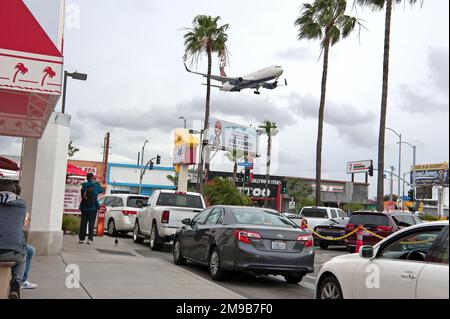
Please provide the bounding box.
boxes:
[299,206,349,232]
[98,194,149,236]
[172,206,315,283]
[344,211,423,252]
[314,218,349,249]
[316,221,449,299]
[133,190,206,250]
[283,212,302,227]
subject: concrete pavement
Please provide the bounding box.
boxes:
[22,235,244,299]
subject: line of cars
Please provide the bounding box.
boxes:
[97,193,448,298]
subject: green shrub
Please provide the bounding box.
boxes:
[62,214,81,234]
[419,214,442,222]
[205,177,252,206]
[343,203,365,213]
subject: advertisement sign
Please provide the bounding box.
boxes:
[208,118,259,155]
[412,163,449,186]
[347,160,372,174]
[173,144,197,165]
[64,185,81,213]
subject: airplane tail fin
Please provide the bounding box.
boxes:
[219,66,227,77]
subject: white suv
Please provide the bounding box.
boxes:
[98,194,149,236]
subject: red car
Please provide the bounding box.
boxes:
[344,211,423,252]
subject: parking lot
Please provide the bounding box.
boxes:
[103,234,348,299]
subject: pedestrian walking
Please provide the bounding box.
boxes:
[78,173,103,244]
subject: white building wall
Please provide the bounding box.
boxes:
[108,165,175,187]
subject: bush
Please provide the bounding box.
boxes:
[205,177,252,206]
[62,214,81,234]
[343,203,365,213]
[419,214,442,222]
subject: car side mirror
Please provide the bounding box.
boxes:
[359,246,374,259]
[182,218,192,226]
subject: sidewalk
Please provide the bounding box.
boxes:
[22,235,244,299]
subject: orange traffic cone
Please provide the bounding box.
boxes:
[355,224,363,253]
[300,219,308,231]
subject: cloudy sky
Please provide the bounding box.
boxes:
[1,0,449,198]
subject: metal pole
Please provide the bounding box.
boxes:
[139,141,148,194]
[61,71,68,113]
[390,166,394,202]
[398,134,402,201]
[412,146,416,201]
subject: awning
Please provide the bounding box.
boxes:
[0,156,20,171]
[67,163,88,177]
[0,0,64,138]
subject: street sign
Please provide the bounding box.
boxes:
[289,201,296,209]
[238,162,253,168]
[347,160,373,174]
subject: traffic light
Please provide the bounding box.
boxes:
[368,164,374,177]
[408,189,415,200]
[149,161,154,170]
[248,173,253,183]
[281,181,287,194]
[244,167,250,183]
[156,155,161,165]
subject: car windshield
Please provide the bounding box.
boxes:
[156,193,204,208]
[349,213,389,226]
[232,209,297,228]
[301,208,328,218]
[127,196,148,208]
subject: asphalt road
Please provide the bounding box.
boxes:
[115,234,348,299]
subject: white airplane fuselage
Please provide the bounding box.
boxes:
[221,65,284,92]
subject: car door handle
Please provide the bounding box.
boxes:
[401,272,417,279]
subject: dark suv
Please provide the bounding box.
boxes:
[344,211,423,252]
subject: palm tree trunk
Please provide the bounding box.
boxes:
[315,37,330,206]
[198,44,213,194]
[377,0,393,211]
[233,161,237,186]
[265,132,272,208]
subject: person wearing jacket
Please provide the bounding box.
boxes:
[78,173,103,244]
[0,179,27,299]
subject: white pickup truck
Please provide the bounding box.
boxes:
[299,206,349,231]
[133,190,206,250]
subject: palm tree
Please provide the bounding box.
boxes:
[41,67,56,86]
[295,0,361,206]
[356,0,421,211]
[259,120,279,208]
[13,63,28,83]
[225,149,246,185]
[183,15,230,194]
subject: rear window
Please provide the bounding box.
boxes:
[349,213,389,226]
[392,215,415,227]
[156,193,204,208]
[301,208,328,218]
[127,196,148,208]
[232,209,297,228]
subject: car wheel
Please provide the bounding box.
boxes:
[284,274,304,284]
[133,222,144,244]
[150,223,163,251]
[173,238,187,266]
[209,247,226,281]
[318,275,343,299]
[107,219,117,237]
[319,243,329,250]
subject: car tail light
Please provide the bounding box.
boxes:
[346,223,355,231]
[377,225,393,232]
[122,210,137,216]
[234,230,261,244]
[175,191,186,195]
[161,210,170,224]
[296,235,314,248]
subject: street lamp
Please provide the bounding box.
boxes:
[139,139,149,194]
[61,71,88,113]
[178,116,187,129]
[386,127,402,201]
[400,141,416,201]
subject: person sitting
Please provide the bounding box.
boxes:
[0,179,27,299]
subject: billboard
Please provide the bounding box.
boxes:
[347,160,372,174]
[412,163,449,186]
[208,118,259,155]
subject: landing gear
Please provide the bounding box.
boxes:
[254,90,260,95]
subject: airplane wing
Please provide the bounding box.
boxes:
[184,63,241,84]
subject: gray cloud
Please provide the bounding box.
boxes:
[276,46,314,61]
[398,85,448,114]
[428,47,449,96]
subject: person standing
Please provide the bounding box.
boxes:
[0,179,27,299]
[78,173,103,244]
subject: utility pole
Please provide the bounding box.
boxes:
[390,166,395,202]
[139,140,149,194]
[102,132,110,188]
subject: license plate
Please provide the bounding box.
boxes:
[271,241,287,250]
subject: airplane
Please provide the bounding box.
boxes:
[184,63,286,95]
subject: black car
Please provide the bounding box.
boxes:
[313,218,349,249]
[172,206,315,284]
